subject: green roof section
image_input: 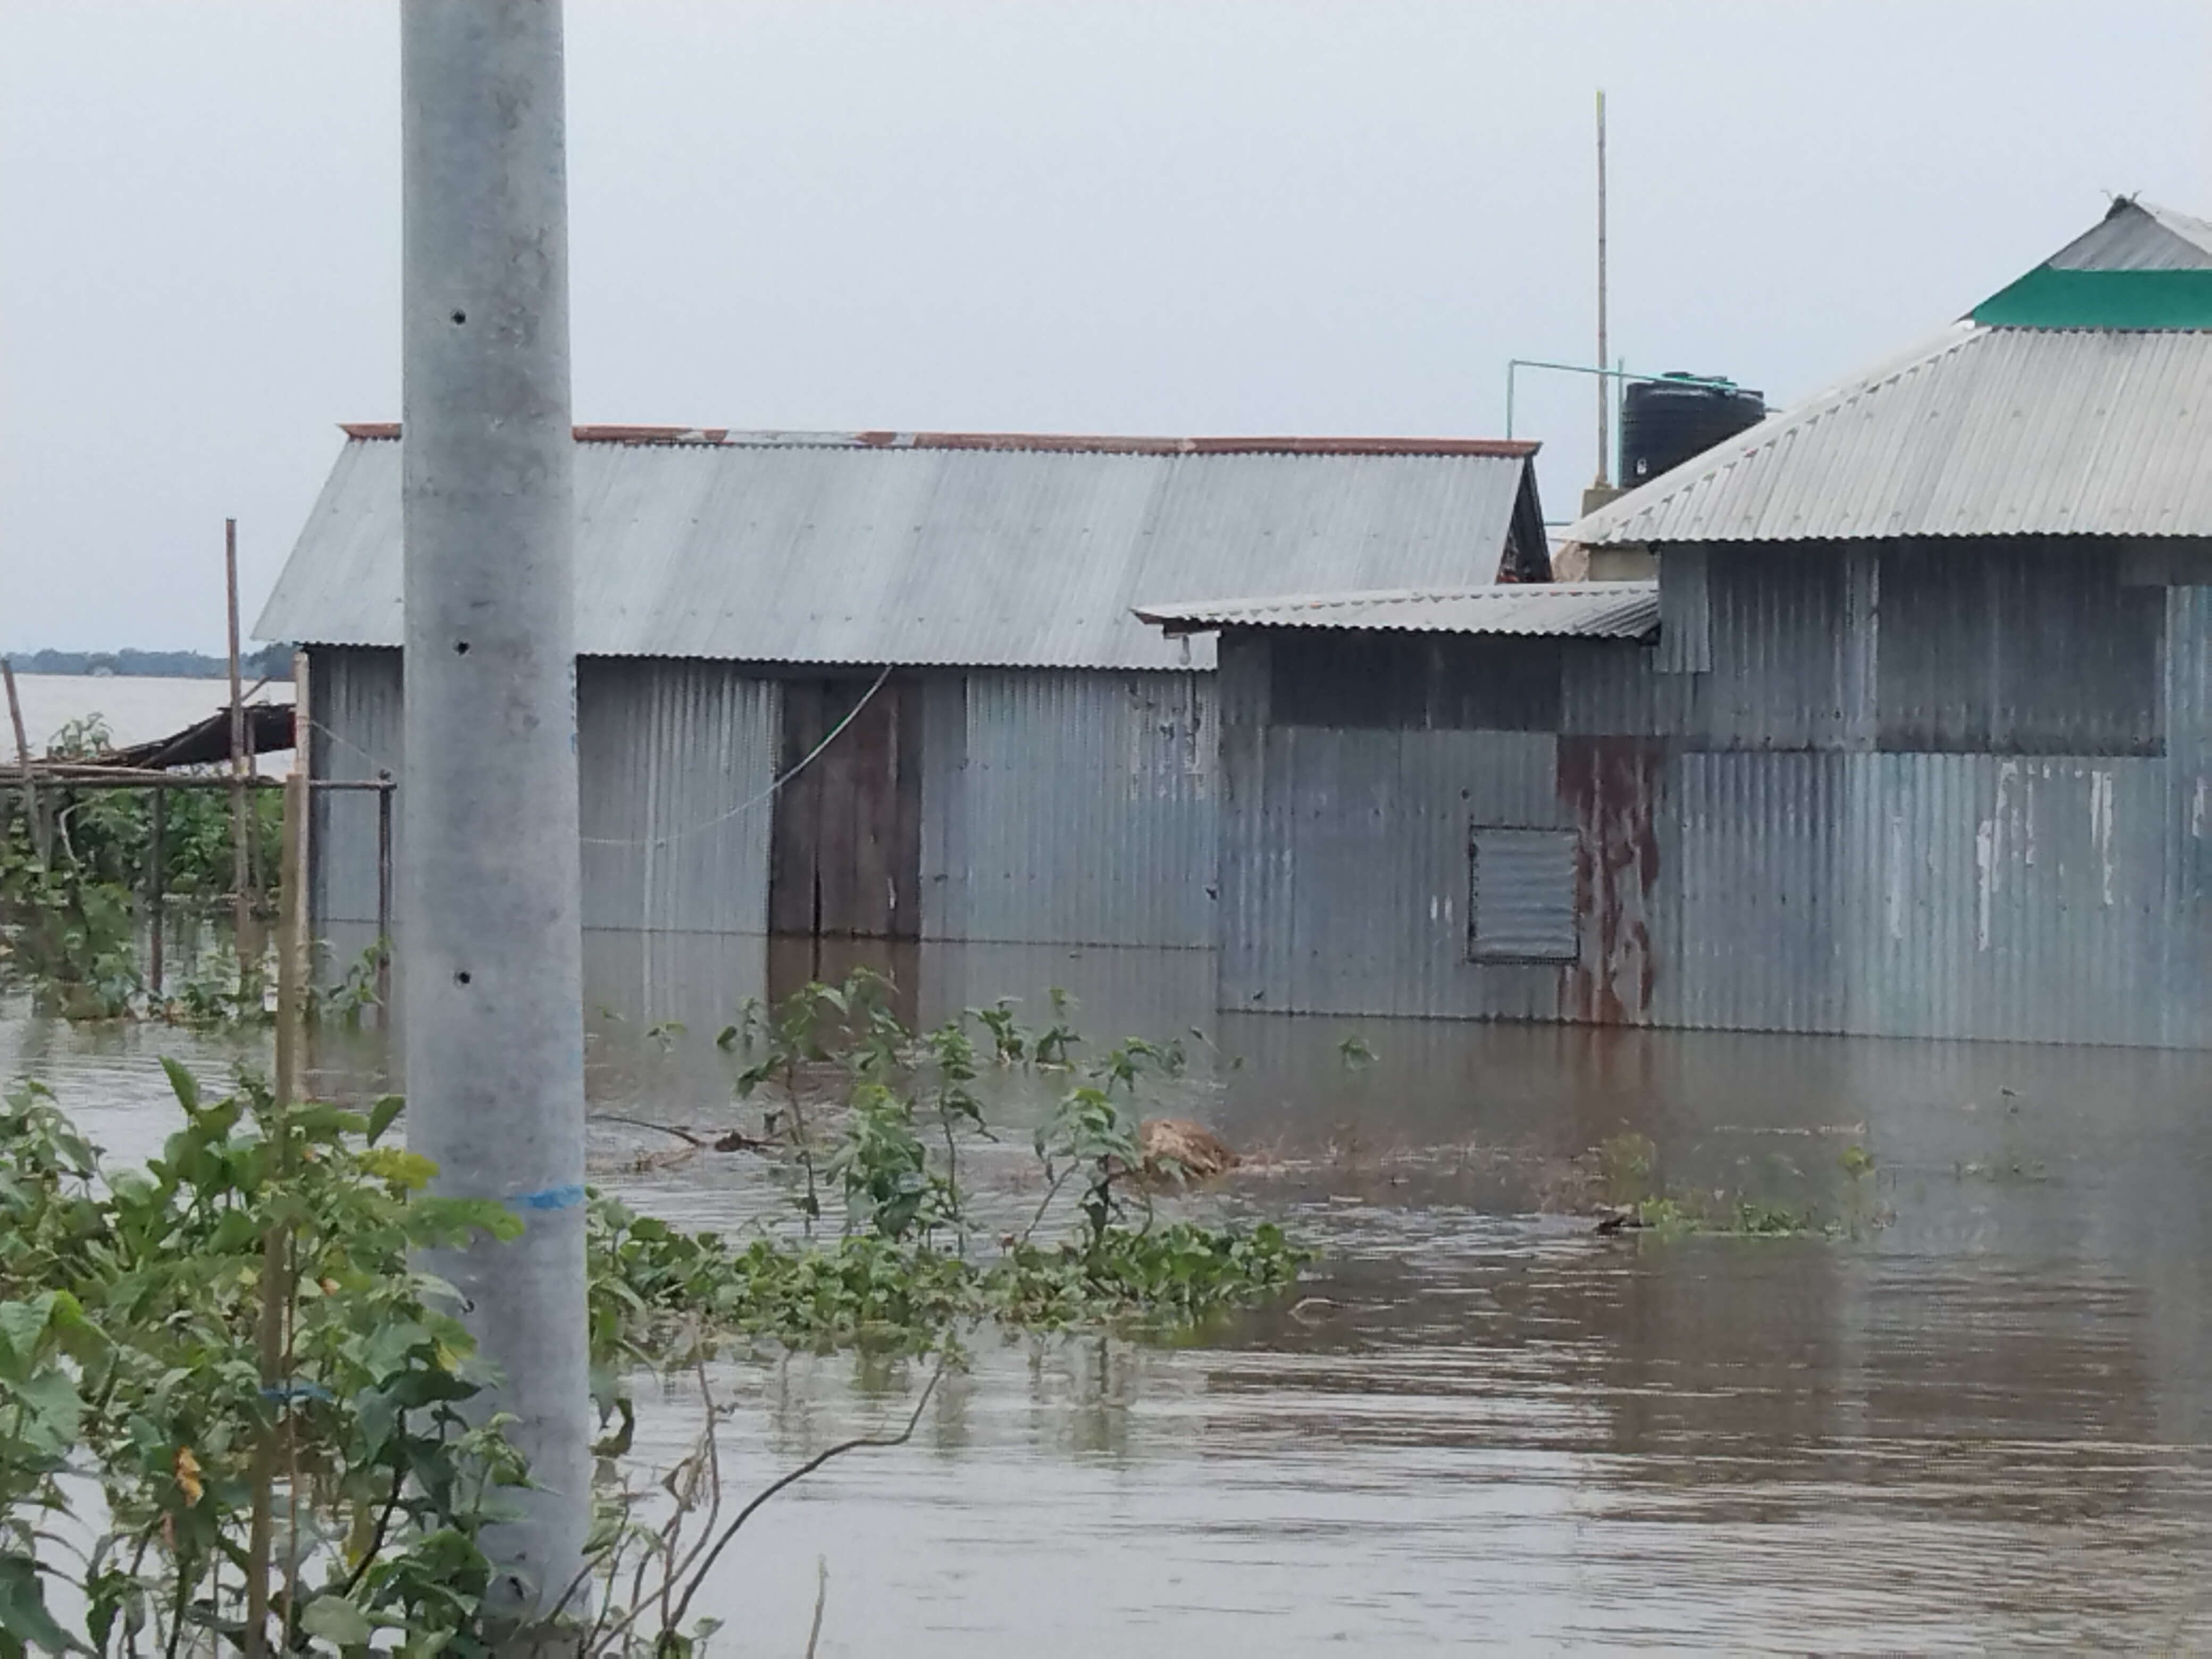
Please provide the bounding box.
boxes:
[1972,265,2212,330]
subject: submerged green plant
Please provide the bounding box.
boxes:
[599,976,1314,1365]
[1590,1130,1885,1239]
[0,977,1317,1651]
[309,940,388,1029]
[0,1071,528,1654]
[0,715,283,901]
[0,710,289,1025]
[587,1196,1309,1361]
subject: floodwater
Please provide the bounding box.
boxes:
[7,672,294,772]
[7,928,2212,1653]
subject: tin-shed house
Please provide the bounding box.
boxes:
[255,427,1549,950]
[1144,199,2212,1047]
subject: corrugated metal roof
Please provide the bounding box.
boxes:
[259,431,1541,671]
[1565,325,2212,547]
[2049,198,2212,272]
[1134,581,1659,639]
[332,423,1539,459]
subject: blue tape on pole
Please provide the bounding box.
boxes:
[511,1183,585,1212]
[261,1381,336,1404]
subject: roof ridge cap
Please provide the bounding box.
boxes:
[332,423,1539,459]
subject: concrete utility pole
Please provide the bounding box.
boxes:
[400,0,589,1623]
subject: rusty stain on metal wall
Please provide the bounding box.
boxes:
[1558,737,1663,1024]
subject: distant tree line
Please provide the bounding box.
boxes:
[7,645,296,681]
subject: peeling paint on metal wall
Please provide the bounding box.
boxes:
[1840,754,2172,1044]
[2162,586,2212,1043]
[2166,587,2212,965]
[1623,749,2180,1044]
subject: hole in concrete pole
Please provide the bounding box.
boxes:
[450,309,466,325]
[454,970,472,986]
[454,641,471,655]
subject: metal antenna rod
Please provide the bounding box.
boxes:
[1595,88,1611,488]
[400,0,589,1622]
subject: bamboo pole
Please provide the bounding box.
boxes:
[245,1225,284,1659]
[227,518,254,973]
[20,767,387,791]
[284,770,311,1037]
[246,767,308,1657]
[148,786,166,995]
[276,772,307,1112]
[1,658,47,865]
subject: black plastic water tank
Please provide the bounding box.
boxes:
[1620,373,1766,484]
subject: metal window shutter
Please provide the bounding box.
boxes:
[1469,826,1579,963]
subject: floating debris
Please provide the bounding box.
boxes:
[1132,1118,1241,1184]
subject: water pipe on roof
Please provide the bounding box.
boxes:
[1503,359,1743,443]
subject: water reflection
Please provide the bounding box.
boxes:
[6,933,2212,1648]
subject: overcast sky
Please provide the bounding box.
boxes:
[3,1,2207,652]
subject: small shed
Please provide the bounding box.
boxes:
[255,427,1548,949]
[1150,199,2212,1047]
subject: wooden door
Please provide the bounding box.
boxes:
[768,677,924,939]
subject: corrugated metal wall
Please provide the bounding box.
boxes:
[1217,548,2212,1048]
[311,652,1216,950]
[1697,552,1870,749]
[1841,753,2168,1044]
[575,660,778,934]
[308,649,779,935]
[1217,717,1559,1019]
[923,669,1217,948]
[308,647,403,927]
[1874,546,2163,755]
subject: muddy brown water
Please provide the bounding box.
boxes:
[7,931,2212,1652]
